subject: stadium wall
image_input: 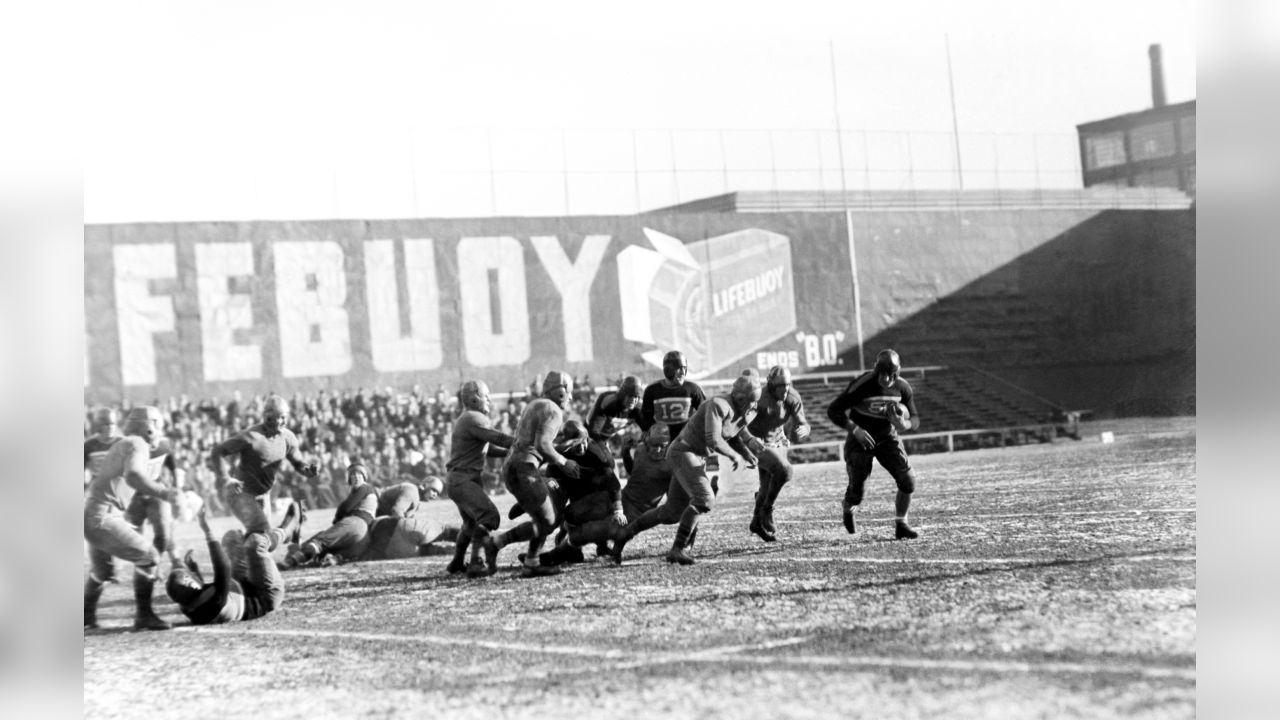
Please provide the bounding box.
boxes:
[84,209,1193,416]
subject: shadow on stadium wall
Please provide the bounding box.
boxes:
[847,209,1195,419]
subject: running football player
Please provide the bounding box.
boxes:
[826,349,921,539]
[745,366,812,542]
[443,380,515,577]
[83,406,182,631]
[480,370,581,577]
[210,394,319,543]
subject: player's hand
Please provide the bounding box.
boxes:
[611,509,627,527]
[301,463,320,478]
[224,478,244,495]
[850,427,875,450]
[196,506,211,534]
[727,455,740,472]
[559,459,581,479]
[888,404,911,432]
[741,452,758,470]
[794,424,811,442]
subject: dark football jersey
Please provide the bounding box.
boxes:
[639,380,706,445]
[826,372,917,438]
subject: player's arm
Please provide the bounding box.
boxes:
[896,386,920,432]
[284,431,319,477]
[122,440,179,502]
[826,388,855,431]
[198,508,232,599]
[470,418,516,450]
[535,412,579,478]
[788,391,812,442]
[690,384,707,410]
[704,402,748,470]
[827,387,874,449]
[210,434,250,487]
[638,387,656,432]
[728,432,762,465]
[586,394,612,439]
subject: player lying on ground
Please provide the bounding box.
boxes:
[282,461,377,569]
[376,476,444,519]
[165,503,300,624]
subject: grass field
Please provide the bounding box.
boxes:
[83,417,1196,719]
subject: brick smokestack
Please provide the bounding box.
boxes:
[1148,44,1167,108]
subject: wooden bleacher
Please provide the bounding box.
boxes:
[784,365,1081,463]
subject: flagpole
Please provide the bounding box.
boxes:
[830,40,866,372]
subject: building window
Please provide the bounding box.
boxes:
[1180,116,1196,154]
[1133,168,1180,189]
[1084,132,1126,169]
[1130,121,1176,161]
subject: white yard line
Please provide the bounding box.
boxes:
[173,626,628,659]
[691,554,1195,566]
[172,627,1193,682]
[701,507,1197,526]
[712,654,1196,681]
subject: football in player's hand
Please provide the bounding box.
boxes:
[889,403,911,430]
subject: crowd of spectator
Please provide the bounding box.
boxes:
[84,376,610,518]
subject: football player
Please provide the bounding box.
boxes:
[512,419,628,567]
[620,351,706,522]
[165,503,301,624]
[443,380,515,577]
[611,372,761,565]
[745,366,812,542]
[376,476,443,519]
[210,394,319,542]
[282,462,378,569]
[826,349,921,539]
[83,406,182,631]
[480,370,581,577]
[84,407,121,490]
[586,374,642,450]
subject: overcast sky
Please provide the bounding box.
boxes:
[83,0,1199,223]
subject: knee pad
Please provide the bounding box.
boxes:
[691,500,712,515]
[895,472,916,495]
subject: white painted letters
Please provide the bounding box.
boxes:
[458,236,530,367]
[530,234,610,362]
[366,238,443,372]
[113,244,177,386]
[274,241,353,378]
[195,242,262,381]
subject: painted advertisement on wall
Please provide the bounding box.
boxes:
[83,214,850,403]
